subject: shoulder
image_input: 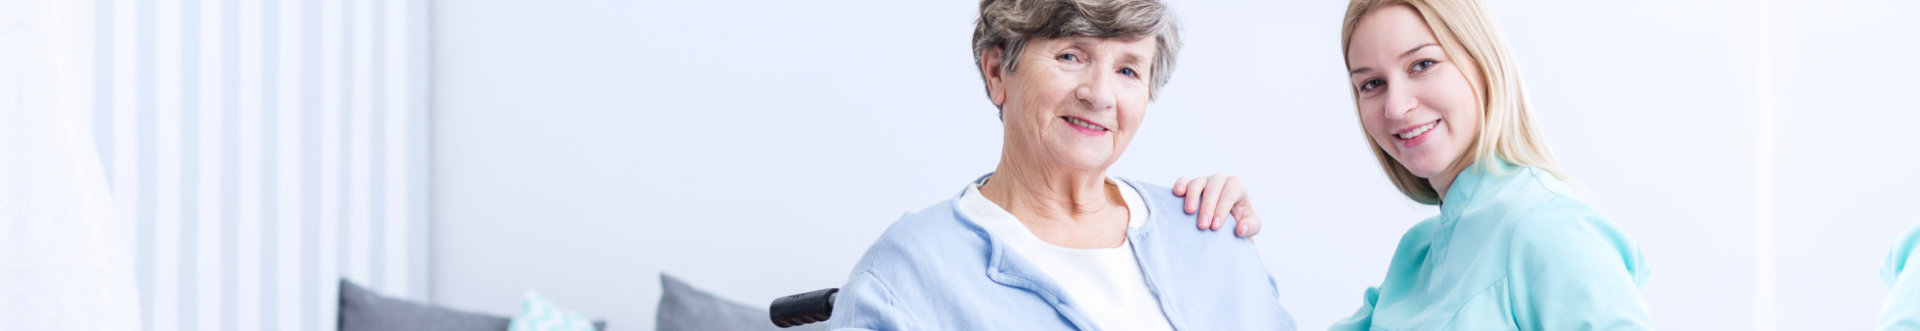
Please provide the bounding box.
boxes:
[1884,225,1920,287]
[836,198,988,325]
[1116,177,1262,259]
[1457,168,1645,278]
[1493,172,1630,257]
[1496,195,1646,284]
[1881,225,1920,329]
[1114,178,1215,231]
[1117,178,1183,215]
[843,197,994,292]
[1468,167,1621,247]
[872,199,971,247]
[1502,204,1638,259]
[1472,167,1585,218]
[1113,177,1244,239]
[1112,180,1295,326]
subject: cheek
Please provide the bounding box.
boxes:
[1120,96,1149,129]
[1007,70,1059,108]
[1356,101,1394,146]
[1011,88,1056,126]
[1435,81,1481,139]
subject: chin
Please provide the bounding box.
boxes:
[1056,149,1118,172]
[1399,158,1445,179]
[1062,156,1116,172]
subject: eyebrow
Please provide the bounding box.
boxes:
[1118,52,1144,68]
[1074,38,1145,59]
[1067,39,1149,71]
[1349,43,1441,75]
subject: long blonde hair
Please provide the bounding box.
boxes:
[1340,0,1563,205]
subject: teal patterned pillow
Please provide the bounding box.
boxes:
[507,292,599,331]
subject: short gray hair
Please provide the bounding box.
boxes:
[971,0,1182,102]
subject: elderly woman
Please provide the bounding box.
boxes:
[827,0,1297,330]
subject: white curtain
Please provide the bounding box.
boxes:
[0,0,144,330]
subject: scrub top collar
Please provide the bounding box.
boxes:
[1438,157,1521,219]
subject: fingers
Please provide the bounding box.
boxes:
[1175,177,1198,219]
[1184,177,1209,215]
[1233,203,1263,238]
[1199,174,1230,231]
[1212,176,1246,231]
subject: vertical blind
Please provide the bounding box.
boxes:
[88,0,431,330]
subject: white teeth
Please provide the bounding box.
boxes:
[1396,121,1437,140]
[1065,117,1107,131]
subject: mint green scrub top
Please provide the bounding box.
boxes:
[1879,225,1920,330]
[1330,161,1654,330]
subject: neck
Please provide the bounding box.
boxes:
[978,149,1131,249]
[979,156,1119,222]
[1429,158,1475,203]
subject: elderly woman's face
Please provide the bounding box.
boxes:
[986,36,1158,173]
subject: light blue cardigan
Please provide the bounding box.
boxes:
[828,175,1297,331]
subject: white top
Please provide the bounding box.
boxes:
[957,177,1176,331]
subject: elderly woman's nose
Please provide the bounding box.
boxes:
[1074,75,1118,111]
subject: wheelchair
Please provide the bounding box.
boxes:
[768,287,839,328]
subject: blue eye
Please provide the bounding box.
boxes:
[1058,53,1078,62]
[1411,59,1436,72]
[1119,67,1138,78]
[1360,78,1384,91]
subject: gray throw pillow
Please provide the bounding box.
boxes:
[339,279,606,331]
[657,274,827,331]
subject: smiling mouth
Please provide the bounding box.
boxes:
[1394,119,1440,140]
[1062,116,1110,132]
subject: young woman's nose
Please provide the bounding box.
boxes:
[1381,85,1417,121]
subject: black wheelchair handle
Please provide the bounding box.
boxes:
[769,288,838,328]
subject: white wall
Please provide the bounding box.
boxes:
[430,0,1915,330]
[1771,0,1920,329]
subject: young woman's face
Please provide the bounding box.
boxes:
[1346,4,1482,178]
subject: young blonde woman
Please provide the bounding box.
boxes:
[1176,0,1654,328]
